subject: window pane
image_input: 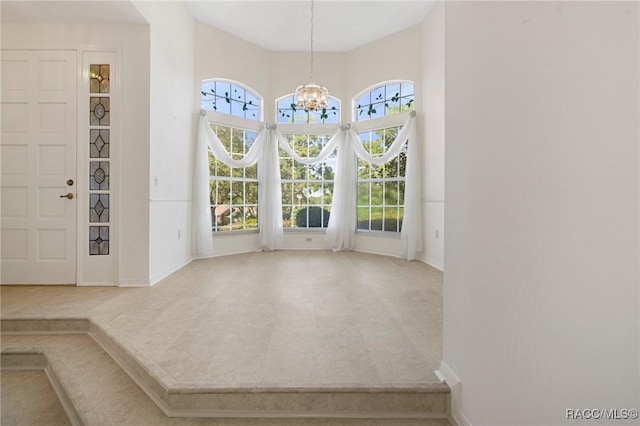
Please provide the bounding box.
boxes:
[384,181,398,205]
[370,207,383,231]
[217,181,230,204]
[282,205,293,228]
[246,164,258,179]
[357,182,370,205]
[280,158,293,179]
[400,82,414,97]
[370,182,383,206]
[321,183,332,205]
[357,207,370,230]
[401,94,415,113]
[383,207,399,232]
[245,131,257,149]
[246,182,258,204]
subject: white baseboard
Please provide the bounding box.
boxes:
[353,246,399,258]
[77,282,116,287]
[435,361,470,426]
[118,279,151,287]
[149,256,193,285]
[421,256,443,271]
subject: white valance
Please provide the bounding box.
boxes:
[193,110,423,259]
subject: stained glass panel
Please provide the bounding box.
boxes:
[90,161,109,190]
[89,194,109,223]
[89,226,109,255]
[90,129,110,158]
[90,97,110,126]
[90,64,110,93]
[201,80,261,120]
[355,82,414,121]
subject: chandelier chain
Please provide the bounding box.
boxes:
[294,0,328,112]
[310,0,314,82]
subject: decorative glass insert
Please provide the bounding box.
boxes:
[277,94,340,124]
[90,161,110,190]
[201,80,261,120]
[90,129,110,158]
[90,64,110,93]
[90,97,110,126]
[89,194,109,223]
[89,226,109,255]
[355,82,414,121]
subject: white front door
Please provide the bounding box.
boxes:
[1,50,77,284]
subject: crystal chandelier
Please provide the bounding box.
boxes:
[295,0,328,112]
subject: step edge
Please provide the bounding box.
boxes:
[45,364,87,426]
[3,319,450,419]
[0,351,86,426]
[165,409,452,420]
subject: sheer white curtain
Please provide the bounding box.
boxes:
[193,110,422,260]
[192,111,215,257]
[194,111,282,253]
[258,125,283,250]
[325,126,356,251]
[326,112,422,259]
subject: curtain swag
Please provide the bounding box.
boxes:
[193,109,422,260]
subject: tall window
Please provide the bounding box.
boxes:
[280,134,335,229]
[276,94,340,228]
[354,81,414,232]
[202,79,262,232]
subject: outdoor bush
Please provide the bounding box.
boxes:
[295,206,330,228]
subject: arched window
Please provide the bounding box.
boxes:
[276,94,340,124]
[276,94,340,229]
[201,79,262,121]
[202,79,262,232]
[353,81,414,232]
[354,81,414,122]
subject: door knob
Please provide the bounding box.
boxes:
[66,179,74,186]
[59,193,74,200]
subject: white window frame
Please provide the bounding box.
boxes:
[203,79,263,235]
[276,93,341,231]
[353,80,415,234]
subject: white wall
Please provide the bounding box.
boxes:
[443,2,639,424]
[1,22,152,286]
[421,2,445,270]
[133,1,195,284]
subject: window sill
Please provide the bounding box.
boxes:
[355,229,401,239]
[283,228,327,233]
[212,229,259,237]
